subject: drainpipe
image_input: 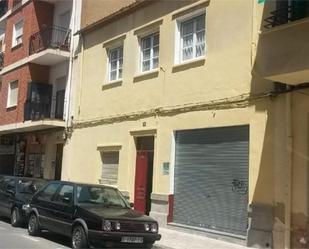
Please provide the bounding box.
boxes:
[65,0,77,129]
[285,87,293,249]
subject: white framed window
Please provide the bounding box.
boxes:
[7,81,18,108]
[176,13,206,63]
[108,46,123,82]
[140,32,159,72]
[12,20,23,47]
[100,151,119,186]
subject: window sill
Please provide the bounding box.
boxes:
[133,69,159,82]
[11,43,23,51]
[102,80,122,90]
[172,57,205,73]
[6,104,17,109]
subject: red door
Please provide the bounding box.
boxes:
[134,151,148,214]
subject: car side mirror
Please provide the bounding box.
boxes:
[130,202,134,208]
[29,184,37,193]
[63,192,72,204]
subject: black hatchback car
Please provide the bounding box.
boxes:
[27,181,161,249]
[0,175,47,226]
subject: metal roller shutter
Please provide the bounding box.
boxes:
[173,125,249,236]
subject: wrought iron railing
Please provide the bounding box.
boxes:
[264,5,309,29]
[0,52,4,69]
[0,0,8,18]
[29,25,71,55]
[24,102,51,121]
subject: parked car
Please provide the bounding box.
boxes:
[27,181,161,249]
[0,175,47,227]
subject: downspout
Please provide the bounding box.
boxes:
[77,34,84,120]
[65,0,77,129]
[285,88,293,249]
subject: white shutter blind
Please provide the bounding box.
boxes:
[15,22,23,37]
[101,151,119,185]
[8,81,18,107]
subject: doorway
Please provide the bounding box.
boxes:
[134,136,154,215]
[55,144,63,180]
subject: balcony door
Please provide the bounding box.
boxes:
[24,82,52,121]
[276,0,309,23]
[291,0,309,20]
[54,77,66,120]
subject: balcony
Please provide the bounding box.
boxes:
[28,25,71,66]
[264,3,309,29]
[255,4,309,85]
[24,102,52,121]
[24,82,65,121]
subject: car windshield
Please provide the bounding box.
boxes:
[17,179,46,194]
[77,185,129,208]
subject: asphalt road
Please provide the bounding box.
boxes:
[0,217,164,249]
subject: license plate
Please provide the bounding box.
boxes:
[121,236,143,243]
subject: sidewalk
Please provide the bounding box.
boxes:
[155,227,248,249]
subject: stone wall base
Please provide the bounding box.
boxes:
[247,203,273,248]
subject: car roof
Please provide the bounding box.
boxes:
[47,180,117,190]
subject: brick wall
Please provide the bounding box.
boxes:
[0,63,50,126]
[0,0,54,125]
[0,65,30,125]
[4,0,54,66]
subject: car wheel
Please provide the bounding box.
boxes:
[11,208,22,227]
[28,213,40,236]
[72,225,88,249]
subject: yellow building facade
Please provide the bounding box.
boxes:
[62,0,309,248]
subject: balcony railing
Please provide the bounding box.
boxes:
[29,25,71,55]
[0,0,8,18]
[0,52,4,69]
[24,102,52,121]
[264,4,309,29]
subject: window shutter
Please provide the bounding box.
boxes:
[101,151,119,185]
[15,21,23,37]
[9,81,18,106]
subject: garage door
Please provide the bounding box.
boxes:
[173,125,249,236]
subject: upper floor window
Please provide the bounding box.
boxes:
[7,81,18,108]
[12,19,23,47]
[108,46,123,82]
[176,13,206,63]
[140,32,159,72]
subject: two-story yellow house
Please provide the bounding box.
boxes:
[61,0,309,248]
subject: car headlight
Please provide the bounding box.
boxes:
[22,204,30,211]
[151,223,158,233]
[144,223,150,232]
[102,220,112,231]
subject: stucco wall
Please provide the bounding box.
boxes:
[65,0,309,247]
[81,0,137,29]
[67,0,278,221]
[77,0,254,121]
[49,61,69,119]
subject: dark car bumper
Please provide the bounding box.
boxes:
[88,230,161,247]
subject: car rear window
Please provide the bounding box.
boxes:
[17,179,47,194]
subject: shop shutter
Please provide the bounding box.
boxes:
[173,125,249,236]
